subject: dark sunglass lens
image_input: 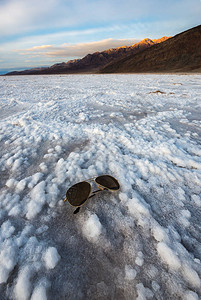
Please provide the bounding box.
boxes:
[66,181,91,206]
[95,175,120,190]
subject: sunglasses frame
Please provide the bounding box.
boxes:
[64,175,120,213]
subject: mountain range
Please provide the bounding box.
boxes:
[102,24,201,73]
[5,25,201,75]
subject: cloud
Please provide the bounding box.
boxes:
[1,0,200,38]
[1,25,128,54]
[25,45,53,51]
[18,38,140,59]
[0,0,50,36]
[0,0,140,36]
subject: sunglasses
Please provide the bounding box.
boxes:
[64,175,120,214]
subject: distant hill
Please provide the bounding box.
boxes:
[5,37,169,75]
[101,25,201,73]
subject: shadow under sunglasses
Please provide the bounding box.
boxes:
[64,175,120,214]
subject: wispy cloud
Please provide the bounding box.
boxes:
[1,25,122,52]
[1,0,200,38]
[25,45,53,51]
[17,38,140,59]
[0,0,143,37]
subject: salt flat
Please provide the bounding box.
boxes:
[0,74,201,300]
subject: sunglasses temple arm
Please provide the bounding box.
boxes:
[73,190,104,213]
[73,188,107,214]
[73,207,81,214]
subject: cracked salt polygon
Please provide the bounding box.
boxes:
[8,204,21,217]
[135,257,144,267]
[36,225,49,235]
[6,157,14,166]
[48,148,54,153]
[0,240,18,283]
[151,281,160,291]
[157,242,181,270]
[6,178,17,188]
[181,263,201,288]
[135,251,144,266]
[136,283,154,300]
[127,196,150,218]
[119,192,129,203]
[31,283,47,300]
[26,181,46,219]
[22,236,44,263]
[178,209,191,227]
[12,158,23,171]
[183,290,199,300]
[16,225,33,247]
[14,265,32,300]
[125,265,137,280]
[79,112,88,121]
[0,220,15,240]
[16,179,27,192]
[39,162,48,172]
[3,194,20,213]
[43,247,60,269]
[151,223,168,242]
[191,194,201,207]
[55,145,62,152]
[28,172,43,189]
[82,213,102,242]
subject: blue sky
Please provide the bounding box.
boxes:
[0,0,200,72]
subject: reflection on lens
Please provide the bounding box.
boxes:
[66,181,91,206]
[95,175,120,190]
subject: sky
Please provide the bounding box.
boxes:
[0,0,201,72]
